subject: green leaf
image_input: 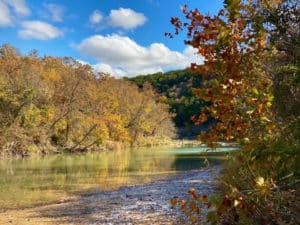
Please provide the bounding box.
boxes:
[210,194,223,208]
[206,211,218,225]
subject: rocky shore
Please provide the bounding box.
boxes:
[0,166,221,225]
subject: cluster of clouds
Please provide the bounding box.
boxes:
[77,34,203,77]
[0,0,64,40]
[80,8,203,77]
[89,8,147,30]
[0,0,203,77]
[0,1,148,41]
[0,0,30,26]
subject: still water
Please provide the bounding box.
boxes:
[0,146,235,210]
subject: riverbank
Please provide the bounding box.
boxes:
[0,165,221,225]
[0,138,204,159]
[0,138,238,160]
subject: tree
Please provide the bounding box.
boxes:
[168,0,278,147]
[0,45,176,156]
[128,69,207,133]
[168,0,299,224]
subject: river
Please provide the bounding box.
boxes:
[0,146,236,224]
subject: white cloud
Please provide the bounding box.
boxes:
[93,63,126,78]
[77,60,126,78]
[0,1,13,26]
[108,8,147,29]
[0,0,30,26]
[4,0,30,17]
[182,46,204,65]
[89,10,103,24]
[76,34,203,77]
[43,3,64,22]
[18,20,63,40]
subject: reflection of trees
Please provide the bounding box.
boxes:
[1,149,227,209]
[95,149,177,190]
[172,154,222,171]
[0,149,177,203]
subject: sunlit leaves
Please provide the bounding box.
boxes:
[169,0,299,224]
[171,188,259,225]
[169,0,279,146]
[0,44,175,156]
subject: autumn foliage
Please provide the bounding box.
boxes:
[0,45,175,157]
[168,0,278,147]
[169,0,299,224]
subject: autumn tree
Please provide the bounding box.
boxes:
[169,1,279,147]
[0,44,176,157]
[168,0,299,224]
[98,76,175,145]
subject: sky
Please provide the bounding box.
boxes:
[0,0,223,77]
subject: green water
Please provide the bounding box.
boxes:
[0,146,234,210]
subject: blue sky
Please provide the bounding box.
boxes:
[0,0,223,77]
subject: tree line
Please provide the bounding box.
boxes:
[0,45,176,157]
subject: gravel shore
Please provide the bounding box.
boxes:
[0,166,221,225]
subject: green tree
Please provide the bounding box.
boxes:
[128,69,207,133]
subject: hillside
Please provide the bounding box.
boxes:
[127,69,209,138]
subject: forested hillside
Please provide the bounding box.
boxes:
[0,45,175,157]
[127,69,209,136]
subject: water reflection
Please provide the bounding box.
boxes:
[0,147,231,210]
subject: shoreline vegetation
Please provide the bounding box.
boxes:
[0,136,238,159]
[0,43,238,159]
[0,138,195,159]
[0,44,178,159]
[0,44,237,160]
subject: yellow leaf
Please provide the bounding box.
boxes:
[234,199,240,207]
[261,116,270,122]
[252,88,259,95]
[268,95,274,102]
[255,176,265,186]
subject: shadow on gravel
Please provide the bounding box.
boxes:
[33,167,221,225]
